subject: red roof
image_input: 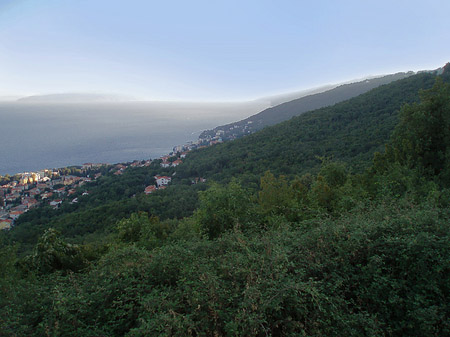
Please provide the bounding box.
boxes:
[155,175,171,180]
[144,185,157,194]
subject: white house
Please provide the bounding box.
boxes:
[50,199,62,208]
[171,159,182,167]
[155,176,171,187]
[160,160,171,168]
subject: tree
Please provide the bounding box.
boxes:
[386,78,450,184]
[116,212,169,250]
[195,181,253,238]
[258,171,296,221]
[30,228,86,274]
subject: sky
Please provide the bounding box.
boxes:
[0,0,449,101]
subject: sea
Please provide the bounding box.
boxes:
[0,101,268,175]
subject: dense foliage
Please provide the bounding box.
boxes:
[6,164,206,253]
[200,71,413,139]
[179,72,438,183]
[3,70,440,252]
[1,65,449,336]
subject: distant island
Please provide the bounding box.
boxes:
[17,93,136,103]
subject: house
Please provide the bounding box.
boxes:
[50,199,62,208]
[6,192,20,201]
[82,163,103,170]
[154,175,171,187]
[51,179,63,186]
[144,185,157,194]
[22,198,38,208]
[160,160,171,168]
[0,219,12,230]
[191,177,207,184]
[28,188,39,196]
[63,176,80,185]
[82,163,94,170]
[9,210,24,220]
[41,192,53,199]
[27,199,39,208]
[171,159,182,167]
[173,145,184,153]
[56,187,66,194]
[12,186,25,193]
[210,139,222,145]
[130,161,142,167]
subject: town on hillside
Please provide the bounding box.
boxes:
[0,135,220,230]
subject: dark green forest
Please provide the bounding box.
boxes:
[4,70,440,253]
[1,65,449,336]
[200,71,413,140]
[180,71,438,183]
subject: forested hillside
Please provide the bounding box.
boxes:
[199,71,414,140]
[180,71,438,183]
[4,69,439,251]
[0,64,449,336]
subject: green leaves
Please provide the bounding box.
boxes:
[195,180,255,238]
[388,78,450,184]
[30,228,87,274]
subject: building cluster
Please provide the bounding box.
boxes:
[1,132,225,230]
[172,133,223,155]
[0,170,98,230]
[145,145,208,194]
[199,121,255,142]
[111,159,153,176]
[144,175,172,194]
[160,155,184,168]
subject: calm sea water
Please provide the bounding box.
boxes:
[0,101,267,175]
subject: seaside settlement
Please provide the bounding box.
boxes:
[0,135,221,230]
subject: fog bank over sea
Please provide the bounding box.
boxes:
[0,101,269,175]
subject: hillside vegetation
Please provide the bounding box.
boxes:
[200,71,414,140]
[5,70,439,250]
[0,64,449,336]
[180,71,438,183]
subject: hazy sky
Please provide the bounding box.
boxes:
[1,0,449,101]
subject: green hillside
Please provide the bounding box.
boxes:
[179,71,438,183]
[6,70,439,250]
[2,69,442,252]
[1,64,449,336]
[199,71,415,140]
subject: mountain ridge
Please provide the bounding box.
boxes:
[199,71,417,141]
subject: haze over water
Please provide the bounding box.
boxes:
[0,101,268,175]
